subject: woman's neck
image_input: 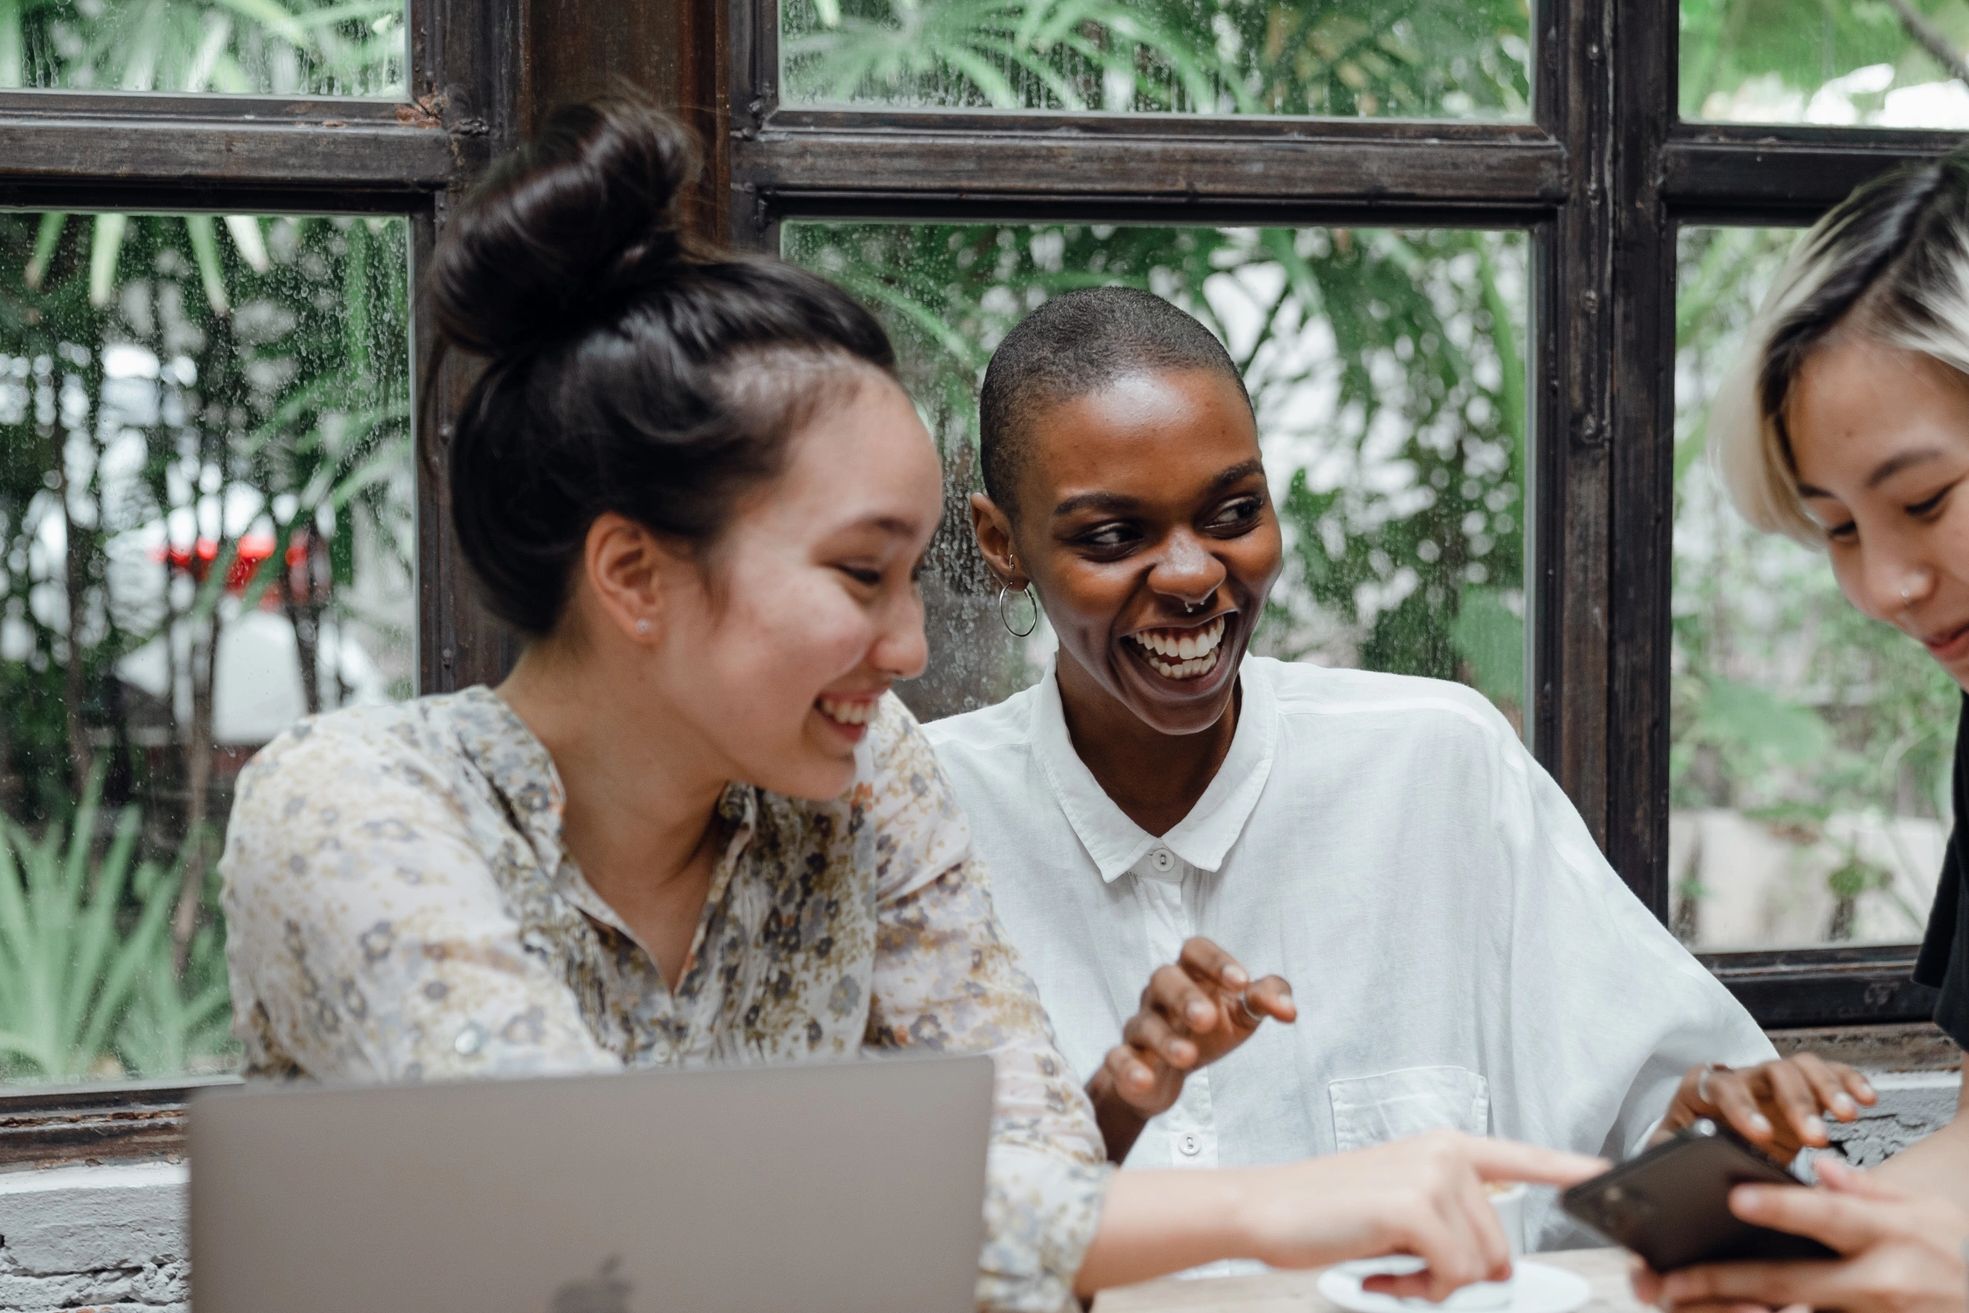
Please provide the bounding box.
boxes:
[497,643,728,983]
[1054,656,1239,838]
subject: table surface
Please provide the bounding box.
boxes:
[1094,1249,1638,1313]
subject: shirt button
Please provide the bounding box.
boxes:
[1147,847,1176,874]
[1177,1132,1201,1157]
[453,1023,486,1057]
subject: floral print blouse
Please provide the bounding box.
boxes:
[219,685,1110,1313]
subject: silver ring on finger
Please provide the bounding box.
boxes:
[1236,989,1262,1026]
[1696,1062,1727,1104]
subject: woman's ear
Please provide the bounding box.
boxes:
[583,511,669,642]
[969,493,1022,586]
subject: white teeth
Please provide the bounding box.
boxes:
[1140,645,1223,681]
[817,697,876,726]
[1126,616,1228,681]
[1126,616,1226,666]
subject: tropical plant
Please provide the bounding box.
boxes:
[783,0,1530,117]
[0,1,408,1086]
[1681,0,1969,122]
[0,771,234,1083]
[0,0,405,98]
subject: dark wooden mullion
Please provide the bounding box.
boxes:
[1601,0,1679,921]
[1529,0,1615,853]
[1663,128,1969,218]
[409,0,523,694]
[0,183,428,215]
[0,107,453,199]
[766,106,1563,140]
[0,90,418,120]
[1709,949,1939,1028]
[724,0,772,244]
[753,196,1558,232]
[734,131,1567,223]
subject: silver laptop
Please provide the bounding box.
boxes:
[190,1054,994,1313]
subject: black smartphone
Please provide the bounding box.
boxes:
[1560,1119,1837,1271]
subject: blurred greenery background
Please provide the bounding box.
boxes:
[2,0,1965,1084]
[0,1,412,1083]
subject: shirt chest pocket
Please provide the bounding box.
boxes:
[1328,1065,1491,1152]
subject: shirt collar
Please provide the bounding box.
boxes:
[1027,654,1280,884]
[453,684,569,862]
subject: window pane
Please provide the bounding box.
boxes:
[1683,0,1969,128]
[781,0,1531,118]
[0,211,413,1085]
[1671,226,1955,952]
[787,223,1529,730]
[1,1,406,98]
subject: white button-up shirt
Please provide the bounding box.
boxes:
[927,656,1776,1248]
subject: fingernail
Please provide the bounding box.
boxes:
[1222,965,1248,987]
[1188,1001,1213,1024]
[1833,1094,1856,1117]
[1805,1115,1827,1140]
[1750,1114,1772,1135]
[1859,1078,1877,1098]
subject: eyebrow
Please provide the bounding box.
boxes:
[1796,446,1946,499]
[838,514,923,537]
[1050,459,1268,519]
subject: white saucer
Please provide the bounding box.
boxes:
[1317,1258,1591,1313]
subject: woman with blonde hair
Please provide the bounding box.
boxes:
[1649,155,1969,1313]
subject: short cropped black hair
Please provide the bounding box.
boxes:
[977,286,1253,514]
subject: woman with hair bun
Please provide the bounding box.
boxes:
[1644,156,1969,1313]
[217,97,1600,1310]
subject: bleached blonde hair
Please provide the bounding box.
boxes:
[1712,154,1969,543]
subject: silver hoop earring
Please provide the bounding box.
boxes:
[997,581,1039,638]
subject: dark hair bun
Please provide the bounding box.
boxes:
[429,97,699,360]
[428,96,900,639]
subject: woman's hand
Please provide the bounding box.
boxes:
[1656,1053,1877,1160]
[1638,1157,1969,1313]
[1076,1130,1607,1298]
[1100,936,1295,1119]
[1240,1132,1607,1302]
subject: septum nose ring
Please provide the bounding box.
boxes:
[1183,599,1205,614]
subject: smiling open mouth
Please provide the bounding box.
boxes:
[816,696,878,726]
[1125,615,1227,680]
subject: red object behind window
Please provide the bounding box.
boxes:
[155,533,321,603]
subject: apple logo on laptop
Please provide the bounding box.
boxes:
[552,1255,631,1313]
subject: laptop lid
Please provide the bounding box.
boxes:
[190,1054,994,1313]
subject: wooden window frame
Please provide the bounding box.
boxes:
[0,0,731,1161]
[0,0,1952,1163]
[727,0,1961,1031]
